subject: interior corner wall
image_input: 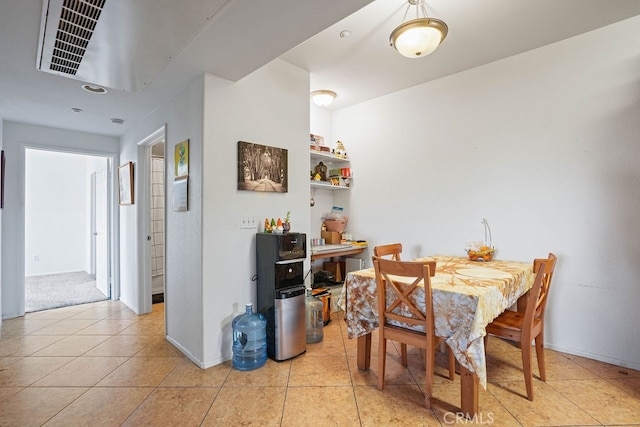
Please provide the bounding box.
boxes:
[201,59,311,367]
[1,121,119,319]
[309,105,336,237]
[331,17,640,370]
[119,76,204,363]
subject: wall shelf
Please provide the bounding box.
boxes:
[310,181,350,190]
[310,150,351,190]
[310,150,350,163]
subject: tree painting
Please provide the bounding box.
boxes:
[237,141,288,193]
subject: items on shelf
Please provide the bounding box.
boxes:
[334,140,347,158]
[310,133,328,151]
[314,161,327,181]
[310,141,352,188]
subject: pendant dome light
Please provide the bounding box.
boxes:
[390,0,448,58]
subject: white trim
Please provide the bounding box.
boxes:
[545,343,640,372]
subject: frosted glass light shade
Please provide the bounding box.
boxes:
[311,90,336,107]
[390,18,448,58]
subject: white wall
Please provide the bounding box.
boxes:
[118,76,204,364]
[1,121,119,318]
[202,59,311,367]
[331,17,640,370]
[24,150,89,276]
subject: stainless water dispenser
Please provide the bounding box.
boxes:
[256,233,307,361]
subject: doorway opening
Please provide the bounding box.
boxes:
[150,142,165,304]
[24,148,111,312]
[136,125,167,315]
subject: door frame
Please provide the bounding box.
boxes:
[136,126,166,316]
[20,144,119,315]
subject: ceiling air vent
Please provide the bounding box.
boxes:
[38,0,106,76]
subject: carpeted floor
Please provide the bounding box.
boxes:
[25,271,108,312]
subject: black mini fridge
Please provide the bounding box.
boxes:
[256,233,307,361]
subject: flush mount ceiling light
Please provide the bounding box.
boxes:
[82,84,107,94]
[310,90,336,107]
[390,0,448,58]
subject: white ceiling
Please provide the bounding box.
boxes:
[1,0,639,137]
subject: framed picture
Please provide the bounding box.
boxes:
[237,141,288,193]
[173,176,188,211]
[118,161,134,205]
[175,139,189,177]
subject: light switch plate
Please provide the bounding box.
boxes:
[240,215,257,229]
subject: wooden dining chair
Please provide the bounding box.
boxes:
[485,253,557,401]
[373,243,403,261]
[373,258,455,409]
[373,244,408,361]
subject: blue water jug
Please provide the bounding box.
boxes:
[232,303,267,371]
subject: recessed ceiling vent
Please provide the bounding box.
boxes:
[35,0,226,93]
[37,0,105,76]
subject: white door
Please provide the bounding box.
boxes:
[94,168,109,297]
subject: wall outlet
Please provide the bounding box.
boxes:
[34,254,40,261]
[240,215,257,229]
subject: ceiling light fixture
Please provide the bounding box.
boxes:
[82,84,107,94]
[310,90,336,107]
[390,0,448,58]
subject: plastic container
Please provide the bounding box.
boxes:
[232,303,267,371]
[306,289,324,343]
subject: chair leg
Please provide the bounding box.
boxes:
[401,343,408,366]
[378,336,387,391]
[447,345,456,380]
[535,332,546,382]
[521,341,534,401]
[425,346,435,409]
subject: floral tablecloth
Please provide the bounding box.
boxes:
[340,255,534,389]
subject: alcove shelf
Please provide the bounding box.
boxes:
[310,150,352,190]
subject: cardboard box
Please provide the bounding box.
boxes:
[321,231,342,244]
[323,261,346,283]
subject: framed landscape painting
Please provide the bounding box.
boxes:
[237,141,288,193]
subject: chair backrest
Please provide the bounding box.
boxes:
[532,253,557,320]
[523,253,557,328]
[373,243,403,261]
[373,258,436,334]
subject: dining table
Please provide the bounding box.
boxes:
[340,255,535,417]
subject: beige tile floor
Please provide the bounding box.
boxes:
[1,300,639,426]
